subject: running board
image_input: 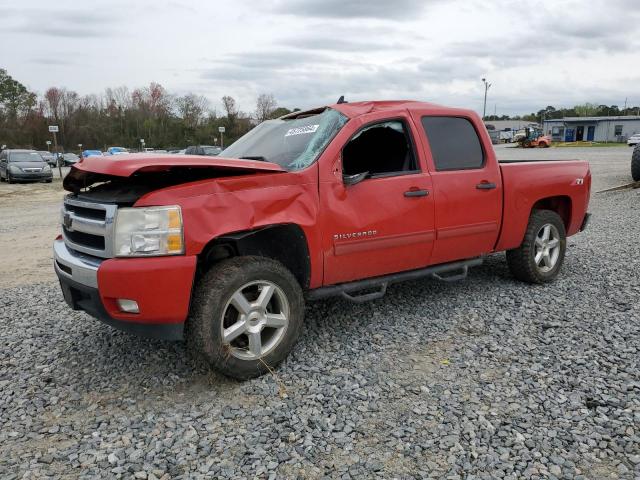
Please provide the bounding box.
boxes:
[307,257,483,303]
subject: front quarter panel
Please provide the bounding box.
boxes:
[133,166,323,287]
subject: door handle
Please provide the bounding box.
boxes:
[404,189,429,197]
[476,182,496,190]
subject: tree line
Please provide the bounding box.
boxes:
[3,68,639,150]
[484,103,640,123]
[0,68,295,152]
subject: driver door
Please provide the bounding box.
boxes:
[320,113,435,285]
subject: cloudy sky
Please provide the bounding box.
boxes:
[1,0,639,116]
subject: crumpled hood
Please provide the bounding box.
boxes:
[63,154,285,192]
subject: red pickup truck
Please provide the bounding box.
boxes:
[54,100,591,379]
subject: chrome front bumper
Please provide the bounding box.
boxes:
[53,238,102,288]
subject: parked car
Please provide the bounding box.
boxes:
[38,151,56,166]
[54,100,591,379]
[627,133,640,147]
[0,149,53,183]
[185,145,222,156]
[82,150,103,158]
[106,147,129,155]
[62,153,80,166]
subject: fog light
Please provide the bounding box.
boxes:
[116,299,139,313]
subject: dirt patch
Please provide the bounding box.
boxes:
[0,181,67,288]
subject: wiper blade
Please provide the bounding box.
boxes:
[239,156,267,162]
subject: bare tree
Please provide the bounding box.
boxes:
[176,93,209,129]
[255,93,277,123]
[221,95,237,120]
[43,87,63,121]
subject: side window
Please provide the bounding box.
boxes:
[421,116,484,171]
[342,120,417,177]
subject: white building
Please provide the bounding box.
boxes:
[543,116,640,143]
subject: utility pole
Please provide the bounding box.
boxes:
[482,78,492,120]
[49,125,61,179]
[219,126,226,148]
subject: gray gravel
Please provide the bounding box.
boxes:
[1,146,639,479]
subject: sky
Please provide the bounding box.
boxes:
[1,0,639,117]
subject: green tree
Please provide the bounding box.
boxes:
[0,69,36,119]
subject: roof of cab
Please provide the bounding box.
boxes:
[281,100,467,120]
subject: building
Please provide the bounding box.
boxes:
[543,116,640,143]
[484,120,539,132]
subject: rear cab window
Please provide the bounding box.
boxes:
[421,117,484,171]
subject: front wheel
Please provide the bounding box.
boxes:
[186,256,305,380]
[7,173,13,184]
[506,210,567,284]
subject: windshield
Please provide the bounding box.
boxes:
[10,152,43,162]
[222,108,348,171]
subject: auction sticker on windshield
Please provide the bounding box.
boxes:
[285,124,319,137]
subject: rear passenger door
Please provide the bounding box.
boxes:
[414,114,502,264]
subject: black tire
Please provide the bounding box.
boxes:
[632,144,640,181]
[7,173,13,184]
[186,256,305,380]
[506,210,567,284]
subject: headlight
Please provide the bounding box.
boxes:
[8,165,21,173]
[114,206,184,257]
[43,164,51,172]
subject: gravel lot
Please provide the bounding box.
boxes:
[1,147,638,479]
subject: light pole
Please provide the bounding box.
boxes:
[482,78,492,120]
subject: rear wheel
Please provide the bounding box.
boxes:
[506,210,566,284]
[632,144,640,181]
[186,256,305,379]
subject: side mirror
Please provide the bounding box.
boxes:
[343,171,369,186]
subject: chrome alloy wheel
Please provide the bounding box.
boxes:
[534,223,561,272]
[220,280,290,360]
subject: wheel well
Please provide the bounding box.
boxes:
[531,196,572,229]
[198,224,311,289]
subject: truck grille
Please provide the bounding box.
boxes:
[61,197,117,258]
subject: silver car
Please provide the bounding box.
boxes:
[0,149,53,183]
[627,133,640,147]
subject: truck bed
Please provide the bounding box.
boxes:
[495,159,591,251]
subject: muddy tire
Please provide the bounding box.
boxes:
[506,210,567,284]
[186,256,305,380]
[632,144,640,181]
